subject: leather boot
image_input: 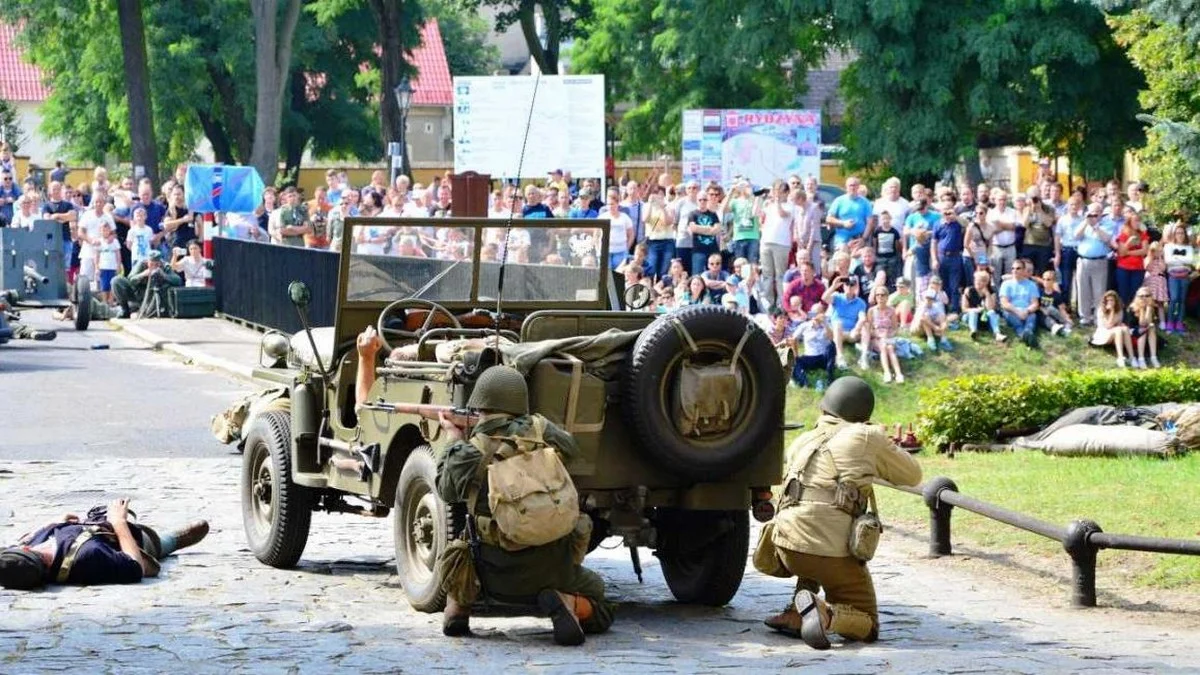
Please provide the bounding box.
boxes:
[442,596,471,637]
[793,590,832,650]
[537,589,586,646]
[763,605,803,636]
[170,521,210,552]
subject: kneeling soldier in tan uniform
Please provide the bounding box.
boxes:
[760,376,921,648]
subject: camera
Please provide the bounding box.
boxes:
[173,247,188,257]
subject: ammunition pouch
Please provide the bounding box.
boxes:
[779,477,865,517]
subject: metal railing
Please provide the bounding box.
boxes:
[879,476,1200,607]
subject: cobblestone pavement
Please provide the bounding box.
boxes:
[3,458,1198,674]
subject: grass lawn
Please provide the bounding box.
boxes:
[782,324,1200,591]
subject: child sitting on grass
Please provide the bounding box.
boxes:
[1128,288,1161,369]
[961,270,1006,342]
[1038,269,1073,337]
[865,285,905,383]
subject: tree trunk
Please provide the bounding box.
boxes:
[369,0,416,178]
[196,111,236,165]
[962,141,985,189]
[205,63,253,165]
[282,70,309,182]
[249,0,302,186]
[115,0,159,187]
[518,0,556,74]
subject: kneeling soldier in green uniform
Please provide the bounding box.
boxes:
[434,365,613,645]
[758,376,922,649]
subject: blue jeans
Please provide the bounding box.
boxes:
[793,344,836,386]
[1058,248,1078,310]
[938,254,964,306]
[1115,268,1145,307]
[731,239,760,264]
[1168,275,1189,322]
[609,252,626,273]
[646,239,675,281]
[1003,309,1037,336]
[965,308,1000,334]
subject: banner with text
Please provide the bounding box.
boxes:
[453,75,605,179]
[681,109,821,190]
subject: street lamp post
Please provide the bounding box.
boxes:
[392,77,415,186]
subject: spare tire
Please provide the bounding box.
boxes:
[622,305,784,481]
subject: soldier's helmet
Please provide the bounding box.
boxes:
[467,366,529,416]
[819,376,875,423]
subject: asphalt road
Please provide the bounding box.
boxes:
[0,308,255,460]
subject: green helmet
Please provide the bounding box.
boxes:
[467,366,529,416]
[819,376,874,423]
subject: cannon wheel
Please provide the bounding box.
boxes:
[73,276,92,331]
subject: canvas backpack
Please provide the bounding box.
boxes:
[467,415,580,551]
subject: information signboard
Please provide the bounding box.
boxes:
[453,75,606,179]
[681,109,821,189]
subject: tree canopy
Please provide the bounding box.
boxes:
[573,0,1146,186]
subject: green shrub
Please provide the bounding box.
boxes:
[914,368,1200,449]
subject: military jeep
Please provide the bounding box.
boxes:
[239,216,784,609]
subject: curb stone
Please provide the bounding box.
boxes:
[107,318,258,381]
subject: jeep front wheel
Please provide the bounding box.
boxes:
[241,411,314,568]
[656,509,749,606]
[394,446,448,612]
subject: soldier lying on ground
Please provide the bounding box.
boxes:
[758,376,923,649]
[0,498,208,590]
[355,329,613,645]
[0,295,56,341]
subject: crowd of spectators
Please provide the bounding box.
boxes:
[4,141,1196,379]
[0,154,211,317]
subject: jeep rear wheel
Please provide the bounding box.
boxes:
[623,305,784,482]
[394,446,448,612]
[656,509,749,606]
[241,411,314,568]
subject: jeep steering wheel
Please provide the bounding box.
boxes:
[377,298,462,353]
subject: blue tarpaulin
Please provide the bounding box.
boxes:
[184,165,265,214]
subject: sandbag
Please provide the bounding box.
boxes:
[1015,424,1179,458]
[1160,404,1200,450]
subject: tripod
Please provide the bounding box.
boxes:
[136,274,169,320]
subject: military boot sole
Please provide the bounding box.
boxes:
[32,331,57,341]
[793,590,831,650]
[537,589,585,646]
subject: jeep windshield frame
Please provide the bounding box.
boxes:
[333,216,615,350]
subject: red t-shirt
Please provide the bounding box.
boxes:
[1115,230,1146,271]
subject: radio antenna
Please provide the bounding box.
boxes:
[493,71,542,345]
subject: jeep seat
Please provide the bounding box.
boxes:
[290,327,336,369]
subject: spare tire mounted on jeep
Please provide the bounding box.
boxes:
[622,305,784,482]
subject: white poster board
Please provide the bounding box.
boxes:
[681,109,821,190]
[453,75,605,179]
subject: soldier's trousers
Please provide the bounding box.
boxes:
[468,537,614,634]
[777,548,878,642]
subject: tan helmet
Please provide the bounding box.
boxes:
[467,366,529,415]
[819,376,875,423]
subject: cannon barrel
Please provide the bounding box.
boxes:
[23,265,49,285]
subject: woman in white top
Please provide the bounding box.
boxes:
[10,193,39,229]
[755,179,794,311]
[171,240,212,288]
[1163,224,1194,333]
[599,188,634,272]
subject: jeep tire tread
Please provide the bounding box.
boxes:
[394,446,449,612]
[623,305,784,481]
[657,509,750,606]
[241,411,314,568]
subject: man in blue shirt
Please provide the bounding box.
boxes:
[1073,203,1116,325]
[0,169,22,225]
[931,203,966,302]
[825,176,872,250]
[999,258,1041,346]
[820,275,868,370]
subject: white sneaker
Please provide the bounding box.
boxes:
[1062,326,1072,336]
[836,355,849,369]
[858,356,870,370]
[994,332,1007,343]
[895,373,905,383]
[1051,323,1063,336]
[1117,357,1127,368]
[883,373,893,383]
[1150,356,1161,368]
[1135,358,1147,369]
